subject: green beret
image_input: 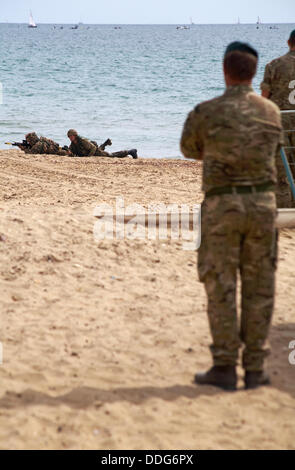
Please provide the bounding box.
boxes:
[67,129,78,137]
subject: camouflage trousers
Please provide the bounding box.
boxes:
[198,191,278,371]
[277,113,295,207]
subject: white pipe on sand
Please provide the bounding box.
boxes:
[96,209,295,229]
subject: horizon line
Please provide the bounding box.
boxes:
[1,21,294,25]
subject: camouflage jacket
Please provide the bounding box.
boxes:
[260,50,295,110]
[69,136,97,157]
[24,137,65,155]
[180,85,283,192]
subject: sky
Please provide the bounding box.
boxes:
[0,0,294,24]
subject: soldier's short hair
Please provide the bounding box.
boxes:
[289,29,295,46]
[223,42,258,81]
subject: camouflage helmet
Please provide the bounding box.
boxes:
[67,129,78,137]
[25,132,39,146]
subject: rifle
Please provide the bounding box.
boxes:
[5,140,30,149]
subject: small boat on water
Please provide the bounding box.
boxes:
[176,25,190,30]
[28,11,37,28]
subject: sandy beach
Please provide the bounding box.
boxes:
[0,149,294,450]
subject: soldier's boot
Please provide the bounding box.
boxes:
[244,371,270,390]
[128,149,138,159]
[194,366,237,391]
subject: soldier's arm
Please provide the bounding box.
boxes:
[19,141,31,153]
[180,107,204,160]
[260,63,272,99]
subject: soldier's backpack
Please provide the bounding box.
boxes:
[39,137,60,154]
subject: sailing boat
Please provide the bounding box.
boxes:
[256,16,262,29]
[28,11,37,28]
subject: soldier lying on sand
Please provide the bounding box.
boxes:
[67,129,138,159]
[261,29,295,207]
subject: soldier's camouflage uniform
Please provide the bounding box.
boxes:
[181,85,283,371]
[24,134,68,156]
[261,50,295,207]
[69,135,130,158]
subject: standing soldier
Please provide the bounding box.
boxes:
[67,130,138,159]
[261,29,295,207]
[181,42,283,390]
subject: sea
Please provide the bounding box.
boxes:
[0,23,294,158]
